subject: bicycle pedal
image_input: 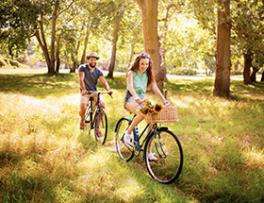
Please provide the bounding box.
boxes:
[134,150,140,156]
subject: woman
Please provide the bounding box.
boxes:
[123,52,169,160]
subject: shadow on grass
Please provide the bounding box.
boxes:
[0,73,78,98]
[0,151,56,203]
[0,73,127,99]
[0,151,22,168]
[166,79,214,96]
[166,79,264,102]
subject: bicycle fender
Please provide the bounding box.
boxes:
[157,127,168,131]
[114,117,132,132]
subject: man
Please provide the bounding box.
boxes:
[79,52,112,129]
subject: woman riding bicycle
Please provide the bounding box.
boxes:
[123,52,169,160]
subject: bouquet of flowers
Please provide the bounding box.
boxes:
[138,99,163,115]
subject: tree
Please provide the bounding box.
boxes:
[107,1,127,78]
[134,0,165,90]
[158,1,181,77]
[213,0,231,98]
[34,0,77,74]
[0,0,43,57]
[232,0,264,84]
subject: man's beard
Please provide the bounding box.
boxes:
[89,63,96,68]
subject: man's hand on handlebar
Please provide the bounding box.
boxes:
[81,89,87,96]
[108,90,113,97]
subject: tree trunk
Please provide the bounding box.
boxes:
[261,71,264,82]
[127,43,135,68]
[35,15,52,72]
[107,14,121,78]
[55,35,61,73]
[35,30,50,69]
[49,0,59,74]
[161,4,177,80]
[70,28,82,73]
[70,53,78,73]
[243,51,253,85]
[213,0,231,98]
[81,22,90,64]
[250,67,259,83]
[135,0,164,91]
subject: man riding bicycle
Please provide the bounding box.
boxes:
[79,52,112,129]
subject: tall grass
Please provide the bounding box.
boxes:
[0,73,263,202]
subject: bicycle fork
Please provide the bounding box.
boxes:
[153,132,168,159]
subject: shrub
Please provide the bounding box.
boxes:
[169,68,198,76]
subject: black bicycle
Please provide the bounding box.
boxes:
[115,115,183,184]
[84,91,112,145]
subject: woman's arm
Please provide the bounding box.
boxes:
[151,82,168,104]
[127,71,143,104]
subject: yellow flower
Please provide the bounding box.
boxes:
[137,100,164,115]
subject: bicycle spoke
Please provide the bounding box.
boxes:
[94,110,107,145]
[115,118,134,161]
[145,129,183,184]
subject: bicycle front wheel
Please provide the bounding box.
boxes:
[94,109,108,145]
[84,105,92,135]
[144,128,183,184]
[115,117,134,161]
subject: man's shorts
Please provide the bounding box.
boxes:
[80,94,104,107]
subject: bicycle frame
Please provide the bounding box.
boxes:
[87,92,102,129]
[86,91,112,129]
[130,116,158,151]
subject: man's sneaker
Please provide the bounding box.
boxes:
[95,128,102,137]
[123,131,133,146]
[148,152,158,161]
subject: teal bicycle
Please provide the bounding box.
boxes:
[115,109,183,184]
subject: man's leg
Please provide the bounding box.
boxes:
[95,97,105,136]
[79,95,88,129]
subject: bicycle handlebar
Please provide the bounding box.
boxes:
[87,90,113,97]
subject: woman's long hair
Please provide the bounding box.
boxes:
[128,52,154,86]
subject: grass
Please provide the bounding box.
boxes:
[0,71,263,203]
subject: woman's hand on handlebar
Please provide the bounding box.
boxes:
[135,97,144,105]
[163,100,170,106]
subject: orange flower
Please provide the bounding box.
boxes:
[153,104,163,114]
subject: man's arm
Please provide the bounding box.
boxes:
[99,76,111,91]
[79,71,87,96]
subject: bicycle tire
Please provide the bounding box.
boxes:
[144,128,183,184]
[94,109,108,145]
[115,117,135,161]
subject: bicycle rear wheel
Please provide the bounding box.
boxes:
[144,128,183,184]
[115,117,134,161]
[94,109,108,145]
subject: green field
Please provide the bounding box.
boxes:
[0,72,263,203]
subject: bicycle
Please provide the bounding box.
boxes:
[115,105,183,184]
[84,90,112,145]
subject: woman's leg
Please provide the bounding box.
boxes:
[127,113,144,134]
[124,99,145,134]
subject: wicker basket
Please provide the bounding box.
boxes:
[145,105,179,123]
